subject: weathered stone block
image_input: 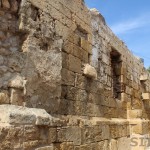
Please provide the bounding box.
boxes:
[35,146,54,150]
[62,52,69,69]
[75,74,87,89]
[24,125,40,141]
[8,75,25,89]
[140,74,148,81]
[0,105,36,125]
[68,54,81,73]
[67,86,88,102]
[0,105,54,126]
[60,142,74,150]
[10,88,24,106]
[80,38,92,54]
[102,53,110,65]
[48,128,57,143]
[58,126,81,145]
[130,120,149,134]
[83,64,97,79]
[61,68,75,86]
[142,93,150,100]
[0,90,9,104]
[128,110,142,119]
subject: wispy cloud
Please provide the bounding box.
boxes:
[110,13,150,35]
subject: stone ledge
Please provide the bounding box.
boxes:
[0,105,64,126]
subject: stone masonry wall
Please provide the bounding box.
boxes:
[0,0,150,150]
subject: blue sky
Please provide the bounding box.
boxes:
[85,0,150,68]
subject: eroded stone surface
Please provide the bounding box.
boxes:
[0,0,150,150]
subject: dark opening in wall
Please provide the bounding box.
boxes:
[111,49,122,99]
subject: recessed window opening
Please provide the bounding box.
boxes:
[111,49,122,99]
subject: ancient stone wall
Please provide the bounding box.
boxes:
[0,0,150,149]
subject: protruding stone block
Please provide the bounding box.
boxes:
[83,64,97,79]
[142,93,150,100]
[140,74,148,81]
[0,105,36,125]
[8,75,26,89]
[0,105,53,125]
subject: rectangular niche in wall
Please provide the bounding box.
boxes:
[110,49,122,100]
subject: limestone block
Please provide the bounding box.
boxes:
[109,139,118,150]
[68,33,80,46]
[75,74,87,89]
[0,105,54,126]
[140,74,148,81]
[121,75,127,83]
[0,90,10,104]
[102,53,110,65]
[0,105,36,125]
[74,144,92,150]
[35,146,54,150]
[102,124,110,140]
[8,75,26,89]
[128,110,142,119]
[58,126,81,145]
[60,142,74,150]
[80,38,92,54]
[130,120,149,134]
[88,92,101,105]
[62,52,69,69]
[81,49,89,63]
[81,126,95,144]
[30,108,52,126]
[55,20,69,40]
[97,140,109,150]
[83,64,97,79]
[109,124,122,139]
[121,93,128,101]
[68,54,81,73]
[142,93,150,100]
[23,140,48,150]
[10,88,24,106]
[61,68,75,86]
[10,0,18,12]
[125,86,132,95]
[67,87,87,102]
[48,128,57,143]
[121,66,127,75]
[24,125,40,141]
[118,137,131,150]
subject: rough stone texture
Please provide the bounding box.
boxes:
[83,64,97,79]
[0,0,150,149]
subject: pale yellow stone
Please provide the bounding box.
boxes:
[140,74,148,81]
[83,64,97,79]
[142,93,150,100]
